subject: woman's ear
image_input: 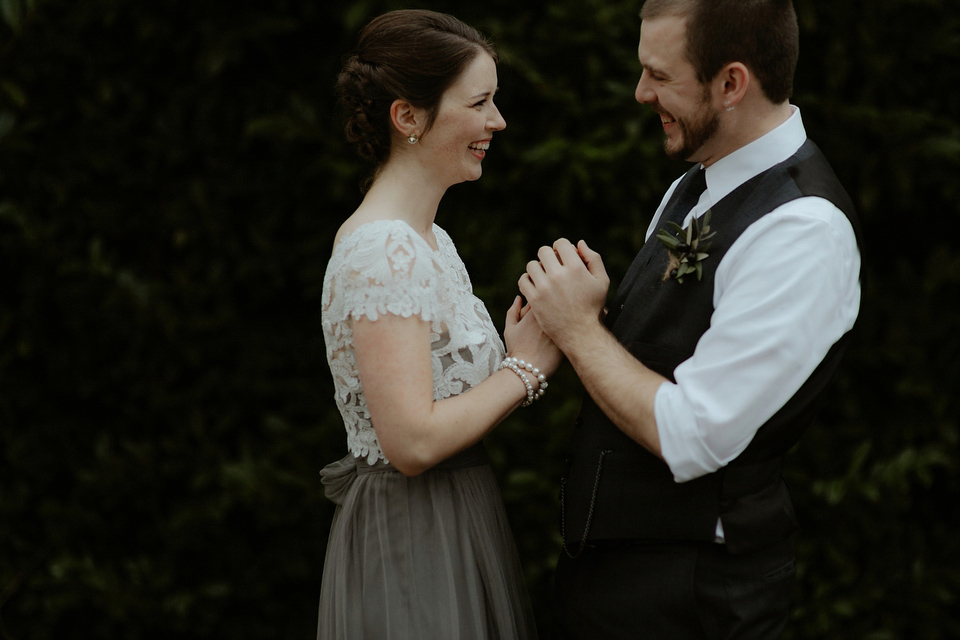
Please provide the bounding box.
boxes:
[389,99,422,140]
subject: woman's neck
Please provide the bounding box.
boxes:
[358,159,446,235]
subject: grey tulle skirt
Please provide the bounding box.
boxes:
[317,443,538,640]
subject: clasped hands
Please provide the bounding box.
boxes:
[518,238,610,352]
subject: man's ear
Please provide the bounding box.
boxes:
[715,62,749,110]
[389,99,422,140]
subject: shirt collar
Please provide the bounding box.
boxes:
[702,105,806,204]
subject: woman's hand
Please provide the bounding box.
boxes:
[504,296,564,382]
[519,238,610,352]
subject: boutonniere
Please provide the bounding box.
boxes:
[656,210,717,283]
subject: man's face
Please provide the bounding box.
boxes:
[634,16,721,164]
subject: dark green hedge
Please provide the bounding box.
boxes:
[1,0,958,637]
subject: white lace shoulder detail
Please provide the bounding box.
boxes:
[323,219,441,325]
[321,220,505,465]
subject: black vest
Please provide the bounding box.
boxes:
[561,140,862,554]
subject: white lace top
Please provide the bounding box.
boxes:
[321,219,506,464]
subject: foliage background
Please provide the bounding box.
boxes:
[1,0,958,637]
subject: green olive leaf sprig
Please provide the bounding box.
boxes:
[656,210,717,283]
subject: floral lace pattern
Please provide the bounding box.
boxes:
[321,220,506,464]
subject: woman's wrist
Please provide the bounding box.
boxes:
[499,356,548,406]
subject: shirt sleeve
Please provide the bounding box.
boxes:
[336,223,440,323]
[655,196,861,482]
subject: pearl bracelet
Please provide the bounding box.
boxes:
[499,356,549,407]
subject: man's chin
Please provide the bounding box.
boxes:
[663,139,687,161]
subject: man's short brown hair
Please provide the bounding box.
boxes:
[641,0,799,104]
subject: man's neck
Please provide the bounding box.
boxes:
[699,101,792,168]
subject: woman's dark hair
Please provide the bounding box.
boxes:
[641,0,799,104]
[337,10,497,170]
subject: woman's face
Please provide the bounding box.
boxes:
[420,53,506,186]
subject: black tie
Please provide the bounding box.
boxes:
[662,166,707,226]
[606,166,708,324]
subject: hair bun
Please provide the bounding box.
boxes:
[337,56,391,165]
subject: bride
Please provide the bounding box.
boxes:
[317,9,561,640]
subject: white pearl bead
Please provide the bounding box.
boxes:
[500,356,548,406]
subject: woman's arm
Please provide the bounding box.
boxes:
[354,297,560,476]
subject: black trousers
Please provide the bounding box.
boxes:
[552,537,796,640]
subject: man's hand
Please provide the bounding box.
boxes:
[518,238,610,351]
[520,237,665,457]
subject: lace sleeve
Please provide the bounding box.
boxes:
[325,221,441,325]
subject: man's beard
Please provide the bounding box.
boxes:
[662,91,720,161]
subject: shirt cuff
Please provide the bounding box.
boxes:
[654,381,721,483]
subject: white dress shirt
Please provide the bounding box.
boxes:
[650,107,861,487]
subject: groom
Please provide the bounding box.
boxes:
[519,0,862,638]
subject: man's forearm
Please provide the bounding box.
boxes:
[559,319,669,458]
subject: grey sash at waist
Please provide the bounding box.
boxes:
[322,442,491,504]
[356,441,489,475]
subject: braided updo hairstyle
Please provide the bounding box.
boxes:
[337,10,497,174]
